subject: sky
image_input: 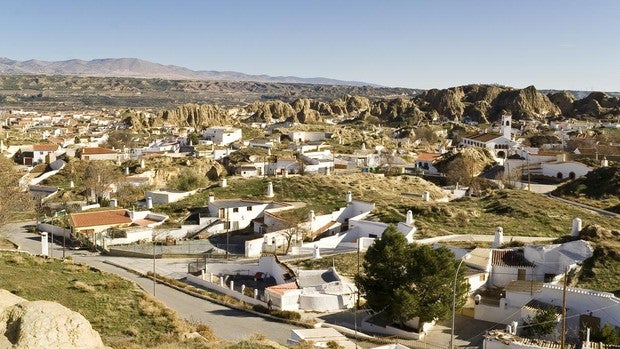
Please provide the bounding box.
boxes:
[1,1,619,91]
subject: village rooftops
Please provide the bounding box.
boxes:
[209,199,270,209]
[463,132,503,142]
[32,144,59,152]
[522,299,562,314]
[265,282,298,296]
[296,269,340,288]
[80,147,118,155]
[416,152,442,162]
[492,249,536,267]
[69,209,132,228]
[504,280,544,293]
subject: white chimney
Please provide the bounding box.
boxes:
[308,210,315,222]
[422,191,430,202]
[208,193,215,203]
[571,217,582,237]
[219,178,227,188]
[266,182,274,198]
[125,167,130,175]
[313,244,321,259]
[146,196,153,209]
[493,227,504,248]
[601,157,609,167]
[361,142,366,151]
[345,191,352,204]
[69,180,75,188]
[109,199,117,208]
[406,210,414,225]
[511,321,518,335]
[41,232,49,257]
[140,159,145,169]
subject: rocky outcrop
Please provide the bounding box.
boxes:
[245,100,296,122]
[417,87,466,120]
[491,85,561,120]
[547,91,576,117]
[572,92,620,118]
[373,97,425,124]
[159,103,231,129]
[0,290,108,349]
[330,95,371,115]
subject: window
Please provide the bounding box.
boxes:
[232,208,239,213]
[479,274,486,281]
[517,269,526,281]
[247,206,252,211]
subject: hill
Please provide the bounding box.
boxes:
[551,165,620,213]
[0,57,378,87]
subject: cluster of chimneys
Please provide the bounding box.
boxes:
[492,217,582,248]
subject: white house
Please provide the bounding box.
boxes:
[460,115,520,161]
[475,280,620,340]
[202,126,242,146]
[145,189,197,205]
[540,156,592,180]
[413,152,441,174]
[288,131,328,143]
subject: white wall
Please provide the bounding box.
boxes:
[186,273,263,306]
[205,256,291,285]
[542,162,591,179]
[146,190,195,204]
[491,265,534,287]
[104,229,153,246]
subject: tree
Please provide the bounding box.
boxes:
[356,225,469,326]
[0,156,33,226]
[168,171,207,191]
[80,161,122,203]
[523,307,558,339]
[592,323,620,344]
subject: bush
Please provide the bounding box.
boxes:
[269,309,301,321]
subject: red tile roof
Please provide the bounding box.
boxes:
[266,282,298,295]
[33,144,59,152]
[416,152,441,162]
[70,209,132,228]
[81,147,117,155]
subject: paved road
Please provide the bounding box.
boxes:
[0,221,297,345]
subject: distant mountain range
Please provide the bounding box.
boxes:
[0,57,378,87]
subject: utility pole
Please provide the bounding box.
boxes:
[561,267,568,349]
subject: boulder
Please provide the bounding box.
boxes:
[0,299,108,349]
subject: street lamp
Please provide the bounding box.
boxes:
[450,253,471,349]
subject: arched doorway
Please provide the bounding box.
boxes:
[497,151,506,159]
[557,172,563,179]
[569,172,576,180]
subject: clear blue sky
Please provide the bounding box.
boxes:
[1,1,619,91]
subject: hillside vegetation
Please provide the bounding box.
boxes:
[160,174,620,238]
[552,165,620,213]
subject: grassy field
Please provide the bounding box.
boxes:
[0,251,285,349]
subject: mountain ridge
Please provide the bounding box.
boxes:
[0,57,380,87]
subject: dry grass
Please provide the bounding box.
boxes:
[72,280,96,293]
[0,251,218,348]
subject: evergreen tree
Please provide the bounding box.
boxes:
[356,225,469,326]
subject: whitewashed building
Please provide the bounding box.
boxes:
[202,126,242,146]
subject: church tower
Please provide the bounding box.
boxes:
[501,114,512,139]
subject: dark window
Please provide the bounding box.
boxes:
[247,206,252,211]
[233,208,239,213]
